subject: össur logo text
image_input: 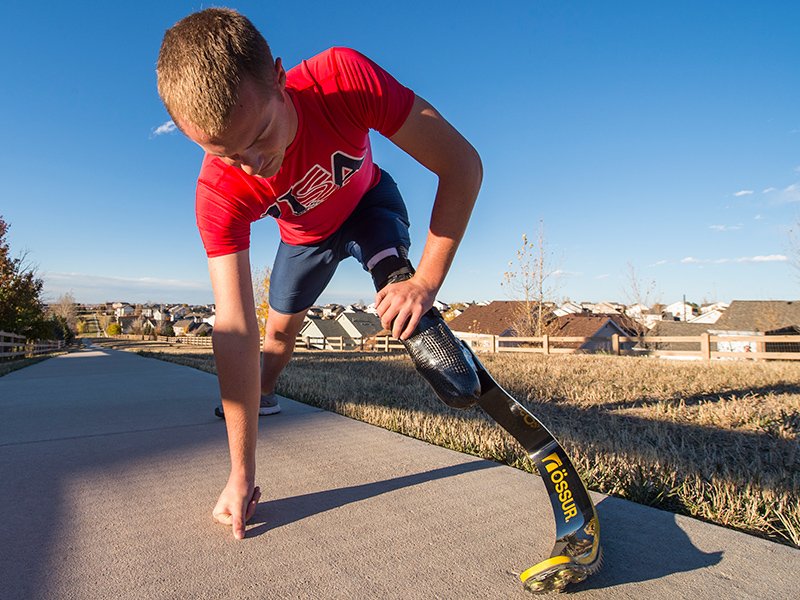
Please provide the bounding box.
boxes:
[543,452,578,523]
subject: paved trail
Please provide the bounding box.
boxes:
[0,345,797,599]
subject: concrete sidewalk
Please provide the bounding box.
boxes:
[0,345,797,600]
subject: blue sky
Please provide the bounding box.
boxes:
[1,1,798,307]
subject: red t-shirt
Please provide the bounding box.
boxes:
[195,47,415,258]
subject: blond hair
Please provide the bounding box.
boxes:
[156,8,276,135]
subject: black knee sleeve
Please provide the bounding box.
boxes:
[370,251,481,409]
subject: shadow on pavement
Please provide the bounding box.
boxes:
[572,496,723,592]
[248,460,498,536]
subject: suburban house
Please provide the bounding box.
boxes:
[662,301,699,322]
[448,300,638,354]
[298,316,349,349]
[169,306,190,319]
[547,313,639,352]
[709,300,800,354]
[172,319,196,336]
[624,303,664,330]
[701,302,729,314]
[336,311,383,340]
[553,301,585,317]
[688,308,725,324]
[322,304,345,319]
[153,307,172,321]
[591,301,623,314]
[447,300,532,337]
[113,302,135,318]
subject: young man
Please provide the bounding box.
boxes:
[157,8,482,540]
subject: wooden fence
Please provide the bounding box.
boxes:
[100,330,800,361]
[0,331,64,360]
[294,331,800,361]
[294,335,405,352]
[454,332,800,361]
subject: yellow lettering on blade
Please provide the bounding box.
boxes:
[543,454,578,523]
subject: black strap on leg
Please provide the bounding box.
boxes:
[370,250,415,291]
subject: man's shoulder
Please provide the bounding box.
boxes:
[287,47,372,91]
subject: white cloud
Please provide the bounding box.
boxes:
[754,214,763,220]
[151,120,177,137]
[735,255,788,263]
[709,224,743,231]
[733,190,754,197]
[779,183,800,203]
[41,272,212,304]
[595,274,610,280]
[681,255,787,265]
[762,187,777,194]
[648,260,667,267]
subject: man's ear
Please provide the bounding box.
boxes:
[274,57,286,90]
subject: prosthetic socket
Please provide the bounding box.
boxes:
[371,251,481,409]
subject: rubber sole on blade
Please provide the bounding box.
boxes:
[521,546,604,594]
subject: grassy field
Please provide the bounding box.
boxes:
[93,338,800,548]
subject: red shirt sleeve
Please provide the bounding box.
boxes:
[319,47,415,138]
[195,155,265,258]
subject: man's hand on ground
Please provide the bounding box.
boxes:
[213,476,261,540]
[374,277,436,340]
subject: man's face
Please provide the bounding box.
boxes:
[178,73,296,179]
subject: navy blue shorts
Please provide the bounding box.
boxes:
[269,170,411,314]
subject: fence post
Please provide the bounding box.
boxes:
[701,332,711,360]
[612,334,620,355]
[543,334,550,355]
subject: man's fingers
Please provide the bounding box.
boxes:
[213,508,233,525]
[245,486,262,521]
[232,515,245,540]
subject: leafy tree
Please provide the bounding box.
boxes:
[0,216,49,337]
[155,322,174,337]
[252,265,271,338]
[107,323,122,336]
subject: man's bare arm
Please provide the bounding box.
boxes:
[208,250,262,539]
[375,95,482,339]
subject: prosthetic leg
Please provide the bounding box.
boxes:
[370,250,481,409]
[371,251,603,594]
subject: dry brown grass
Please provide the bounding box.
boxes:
[94,338,800,548]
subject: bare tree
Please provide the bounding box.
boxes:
[621,263,660,336]
[98,313,112,336]
[130,317,145,335]
[501,221,563,336]
[51,291,78,333]
[786,210,800,284]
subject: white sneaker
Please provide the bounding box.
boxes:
[214,393,282,419]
